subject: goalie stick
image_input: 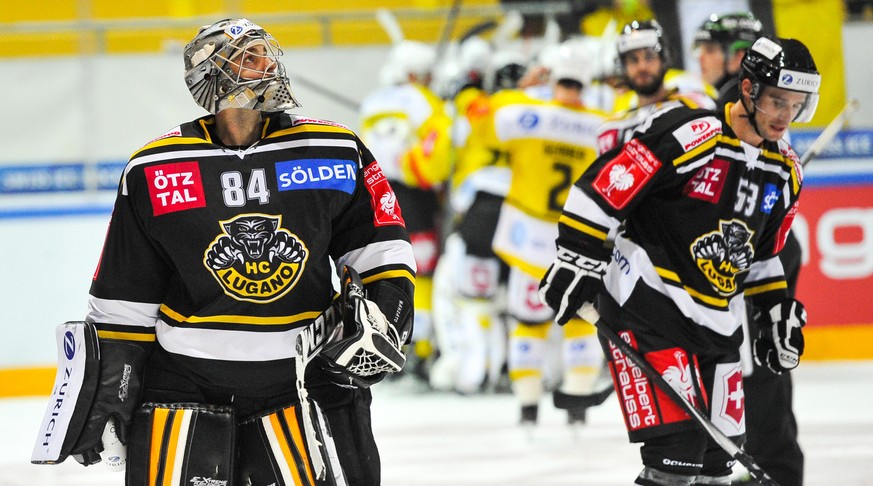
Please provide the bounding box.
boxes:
[578,304,779,486]
[799,98,860,167]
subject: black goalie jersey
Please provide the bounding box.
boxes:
[559,103,801,351]
[86,113,415,395]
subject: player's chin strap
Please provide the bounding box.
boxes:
[293,305,339,481]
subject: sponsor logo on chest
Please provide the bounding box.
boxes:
[144,161,207,216]
[683,158,729,203]
[275,159,357,194]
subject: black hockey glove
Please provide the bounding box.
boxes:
[318,266,408,388]
[752,299,807,374]
[539,245,608,325]
[70,334,148,466]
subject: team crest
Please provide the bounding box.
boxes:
[204,214,308,303]
[690,220,755,296]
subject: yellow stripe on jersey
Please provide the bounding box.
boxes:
[268,122,355,139]
[761,147,801,195]
[558,214,608,241]
[130,135,211,159]
[745,280,788,297]
[672,136,719,167]
[96,330,156,342]
[655,266,729,308]
[361,269,416,286]
[160,305,322,326]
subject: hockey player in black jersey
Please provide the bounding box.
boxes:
[539,36,819,485]
[695,12,807,485]
[32,18,415,485]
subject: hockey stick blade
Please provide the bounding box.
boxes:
[578,304,779,486]
[799,98,860,167]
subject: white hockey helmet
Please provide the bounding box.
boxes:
[551,38,595,87]
[183,18,300,114]
[385,40,437,84]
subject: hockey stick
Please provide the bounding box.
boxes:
[799,98,859,167]
[286,72,361,111]
[436,0,463,62]
[578,304,779,486]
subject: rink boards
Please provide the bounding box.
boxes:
[1,130,872,398]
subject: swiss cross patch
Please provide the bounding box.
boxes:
[592,139,662,209]
[683,158,729,203]
[720,367,745,427]
[364,161,405,227]
[144,161,206,216]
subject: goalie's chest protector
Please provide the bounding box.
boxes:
[115,114,368,331]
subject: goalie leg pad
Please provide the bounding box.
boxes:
[127,403,235,486]
[238,400,347,486]
[31,321,100,464]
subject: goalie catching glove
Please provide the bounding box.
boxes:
[752,298,807,374]
[317,266,409,388]
[539,245,608,325]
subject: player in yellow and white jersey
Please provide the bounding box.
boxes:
[359,40,453,379]
[485,40,610,425]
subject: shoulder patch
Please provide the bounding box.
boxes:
[145,126,183,146]
[673,116,722,152]
[363,161,405,227]
[598,128,620,155]
[592,139,662,209]
[291,116,351,131]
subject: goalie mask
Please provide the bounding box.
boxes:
[740,36,820,123]
[183,18,301,114]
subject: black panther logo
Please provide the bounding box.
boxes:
[691,220,755,296]
[204,214,308,303]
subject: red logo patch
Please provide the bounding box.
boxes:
[364,161,405,227]
[597,128,620,155]
[646,347,702,424]
[690,120,711,133]
[592,139,662,209]
[144,161,206,216]
[683,158,729,203]
[774,201,799,254]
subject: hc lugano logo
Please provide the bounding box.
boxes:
[690,220,755,296]
[204,213,308,303]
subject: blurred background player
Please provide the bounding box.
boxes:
[610,19,717,116]
[359,19,453,381]
[598,19,717,155]
[430,31,519,394]
[693,12,765,112]
[485,40,609,426]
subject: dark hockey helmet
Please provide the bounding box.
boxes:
[740,36,821,122]
[183,18,300,114]
[693,12,763,55]
[617,19,669,66]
